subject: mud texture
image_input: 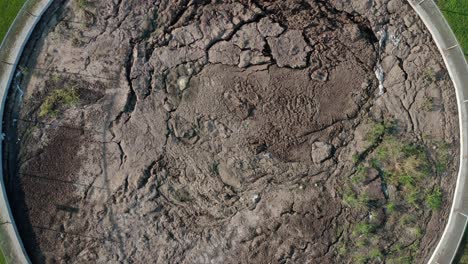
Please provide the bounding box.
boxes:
[2,0,460,263]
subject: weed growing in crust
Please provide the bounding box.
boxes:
[405,189,420,208]
[421,135,452,174]
[337,243,347,255]
[355,238,368,248]
[174,188,192,203]
[434,140,451,174]
[436,162,447,174]
[209,161,219,176]
[39,88,80,118]
[366,122,385,144]
[343,190,359,207]
[421,96,435,111]
[388,255,412,264]
[369,248,383,259]
[352,153,360,163]
[374,136,431,196]
[343,188,369,208]
[77,0,88,9]
[399,214,416,226]
[366,120,399,144]
[18,65,29,75]
[337,244,347,256]
[353,223,376,236]
[50,73,61,83]
[422,67,436,84]
[342,118,450,261]
[351,165,367,184]
[386,201,397,213]
[387,243,415,263]
[358,192,370,207]
[354,255,368,264]
[413,227,423,238]
[426,187,442,210]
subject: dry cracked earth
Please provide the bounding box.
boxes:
[2,0,461,263]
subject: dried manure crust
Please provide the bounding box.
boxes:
[2,0,460,263]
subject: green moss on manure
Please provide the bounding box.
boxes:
[39,88,80,118]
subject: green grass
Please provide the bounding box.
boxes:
[455,227,468,264]
[0,231,6,264]
[0,0,26,43]
[0,248,6,264]
[438,0,468,58]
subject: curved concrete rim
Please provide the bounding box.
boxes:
[408,0,468,263]
[0,0,54,263]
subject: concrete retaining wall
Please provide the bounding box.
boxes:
[0,1,54,263]
[408,0,468,263]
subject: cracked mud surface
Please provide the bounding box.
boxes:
[2,0,460,263]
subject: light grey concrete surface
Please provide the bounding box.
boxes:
[0,0,54,263]
[408,0,468,263]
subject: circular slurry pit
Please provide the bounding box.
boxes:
[2,0,460,263]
